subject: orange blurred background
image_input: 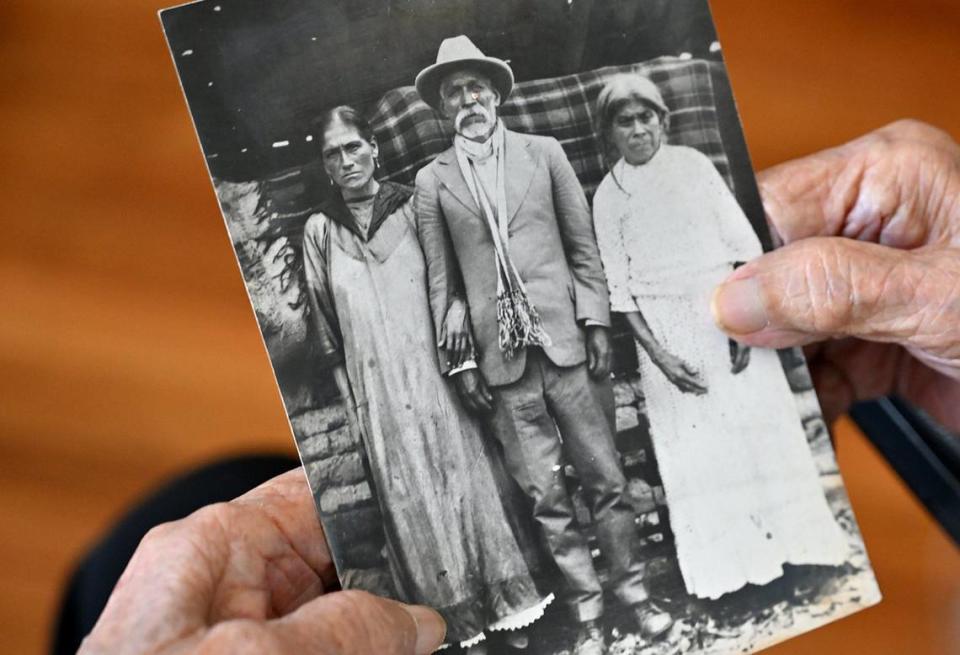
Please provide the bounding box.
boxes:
[1,1,958,653]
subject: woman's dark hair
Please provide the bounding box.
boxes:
[311,105,376,150]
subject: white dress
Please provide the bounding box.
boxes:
[592,145,849,599]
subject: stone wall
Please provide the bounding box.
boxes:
[289,404,388,576]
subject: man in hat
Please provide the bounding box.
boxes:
[413,35,673,654]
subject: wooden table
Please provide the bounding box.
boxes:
[1,1,957,653]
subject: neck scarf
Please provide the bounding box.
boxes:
[454,121,550,358]
[320,181,413,242]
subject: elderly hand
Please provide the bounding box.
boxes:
[712,120,960,432]
[439,296,475,369]
[585,325,613,379]
[78,469,446,655]
[453,367,495,414]
[653,349,708,395]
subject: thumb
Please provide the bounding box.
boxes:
[271,590,446,655]
[711,237,960,375]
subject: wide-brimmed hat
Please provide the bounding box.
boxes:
[415,35,514,111]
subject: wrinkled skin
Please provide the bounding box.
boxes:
[439,70,500,142]
[585,324,613,380]
[608,99,665,166]
[439,296,475,368]
[713,120,960,433]
[78,470,445,655]
[83,121,960,655]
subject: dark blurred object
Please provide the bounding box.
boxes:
[161,0,717,180]
[850,397,960,546]
[50,454,299,655]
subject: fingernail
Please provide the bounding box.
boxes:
[711,277,769,334]
[403,604,446,654]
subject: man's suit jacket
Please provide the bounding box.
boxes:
[415,129,611,387]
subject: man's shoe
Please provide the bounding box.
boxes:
[573,619,605,655]
[634,602,674,640]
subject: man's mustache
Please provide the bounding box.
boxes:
[454,105,493,132]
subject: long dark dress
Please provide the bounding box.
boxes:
[302,183,550,645]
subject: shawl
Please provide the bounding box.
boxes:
[319,180,413,242]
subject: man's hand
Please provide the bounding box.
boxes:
[585,325,613,380]
[453,368,495,414]
[79,470,446,655]
[712,120,960,431]
[439,297,474,368]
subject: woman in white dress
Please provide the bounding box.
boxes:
[591,75,850,600]
[302,106,551,650]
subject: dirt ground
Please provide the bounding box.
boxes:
[449,470,879,655]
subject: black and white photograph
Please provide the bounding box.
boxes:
[161,1,881,653]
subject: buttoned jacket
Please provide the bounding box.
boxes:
[415,129,610,386]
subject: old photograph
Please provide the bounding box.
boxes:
[161,1,881,653]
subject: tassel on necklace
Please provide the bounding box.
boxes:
[496,266,551,359]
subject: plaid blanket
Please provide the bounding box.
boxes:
[369,56,733,200]
[246,56,734,335]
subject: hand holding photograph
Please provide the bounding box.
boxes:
[161,1,881,652]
